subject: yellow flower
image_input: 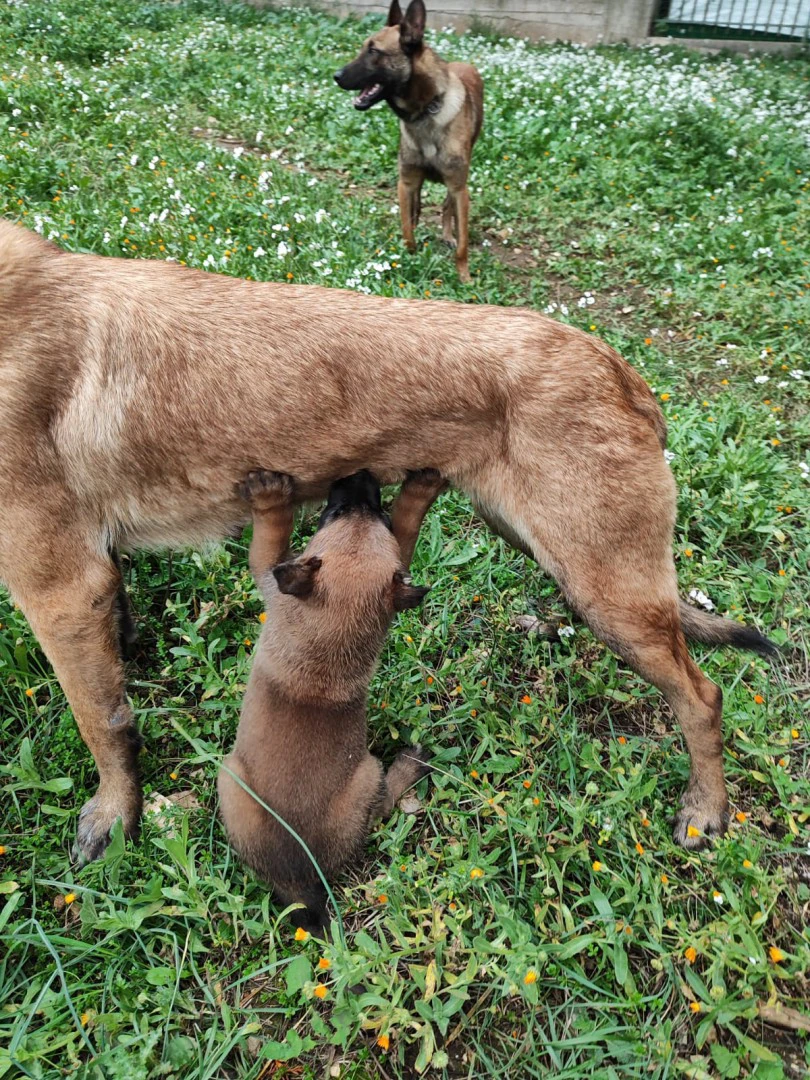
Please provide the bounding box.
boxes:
[524,970,537,984]
[80,1012,90,1026]
[377,1034,390,1051]
[687,825,701,839]
[314,984,328,999]
[318,957,331,970]
[660,874,669,885]
[683,549,693,558]
[170,771,178,780]
[660,392,670,401]
[470,769,479,780]
[690,1001,702,1013]
[684,946,697,964]
[64,893,76,905]
[771,439,781,447]
[470,867,484,880]
[258,612,267,623]
[743,859,753,869]
[791,729,799,739]
[25,688,34,698]
[592,860,603,872]
[294,927,309,942]
[769,946,785,964]
[243,638,252,647]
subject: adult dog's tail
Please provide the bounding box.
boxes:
[679,600,778,658]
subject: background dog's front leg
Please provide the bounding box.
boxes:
[239,470,296,588]
[390,469,448,567]
[398,168,424,253]
[7,540,142,863]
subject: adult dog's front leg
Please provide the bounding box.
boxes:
[6,530,142,864]
[238,470,296,587]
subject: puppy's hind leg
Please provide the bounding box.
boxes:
[380,746,432,816]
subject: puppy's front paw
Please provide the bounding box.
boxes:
[238,470,295,511]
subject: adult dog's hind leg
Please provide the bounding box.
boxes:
[110,549,138,659]
[6,532,142,863]
[390,469,447,568]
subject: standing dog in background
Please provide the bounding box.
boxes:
[335,0,484,282]
[219,468,444,935]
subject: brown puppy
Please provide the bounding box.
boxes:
[335,0,484,282]
[218,468,445,934]
[0,220,776,864]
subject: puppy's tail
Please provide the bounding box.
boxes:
[679,600,779,659]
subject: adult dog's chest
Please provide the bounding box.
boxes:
[395,78,466,178]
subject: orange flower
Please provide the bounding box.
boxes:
[258,612,267,623]
[426,676,434,685]
[617,736,627,745]
[635,842,645,856]
[645,338,653,346]
[377,894,388,904]
[522,780,532,789]
[684,946,697,964]
[735,811,747,824]
[318,957,331,970]
[753,694,765,705]
[470,709,477,717]
[683,549,693,558]
[769,946,785,964]
[314,984,328,999]
[532,797,540,806]
[377,1033,390,1051]
[243,638,252,647]
[660,874,669,885]
[521,695,532,705]
[0,846,6,856]
[25,688,34,698]
[641,817,650,828]
[470,769,479,780]
[778,569,786,577]
[294,927,309,942]
[523,970,537,984]
[690,1001,702,1013]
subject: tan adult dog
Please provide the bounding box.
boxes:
[334,0,484,282]
[0,219,775,865]
[219,468,443,935]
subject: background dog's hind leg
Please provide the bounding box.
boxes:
[6,535,142,863]
[442,191,456,246]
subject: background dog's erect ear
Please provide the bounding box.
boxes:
[393,571,430,611]
[387,0,404,25]
[400,0,426,51]
[273,556,322,598]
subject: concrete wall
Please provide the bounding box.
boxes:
[313,0,658,44]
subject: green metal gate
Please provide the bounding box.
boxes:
[656,0,810,40]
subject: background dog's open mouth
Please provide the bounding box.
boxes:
[353,83,384,110]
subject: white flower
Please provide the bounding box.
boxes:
[253,246,266,257]
[277,241,290,258]
[315,209,328,224]
[195,160,206,172]
[713,891,725,904]
[716,358,728,366]
[726,147,737,157]
[232,146,244,159]
[689,589,714,612]
[130,153,138,166]
[789,369,805,379]
[664,449,675,464]
[256,130,264,142]
[557,625,575,639]
[754,375,769,384]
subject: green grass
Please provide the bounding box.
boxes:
[1,2,809,1077]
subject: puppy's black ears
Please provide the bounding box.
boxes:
[393,570,430,611]
[400,0,426,51]
[273,556,322,598]
[387,0,403,25]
